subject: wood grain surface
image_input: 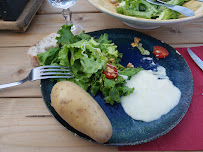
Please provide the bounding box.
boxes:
[0,13,203,47]
[0,0,203,151]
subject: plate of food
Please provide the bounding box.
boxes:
[29,25,193,145]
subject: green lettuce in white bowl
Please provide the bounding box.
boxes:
[88,0,203,29]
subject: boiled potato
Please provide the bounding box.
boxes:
[51,81,112,143]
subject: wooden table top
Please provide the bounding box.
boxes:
[0,0,203,151]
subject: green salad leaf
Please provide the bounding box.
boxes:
[119,67,143,77]
[116,0,191,20]
[37,47,60,66]
[56,25,79,45]
[37,25,143,105]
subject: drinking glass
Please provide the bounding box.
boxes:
[47,0,84,35]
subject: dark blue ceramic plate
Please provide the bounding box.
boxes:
[40,29,193,145]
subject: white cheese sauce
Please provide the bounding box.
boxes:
[121,66,181,122]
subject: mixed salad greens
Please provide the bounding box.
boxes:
[115,0,190,20]
[37,25,142,105]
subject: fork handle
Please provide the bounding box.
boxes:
[0,77,29,89]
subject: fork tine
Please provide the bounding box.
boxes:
[40,69,71,72]
[39,66,70,69]
[39,76,73,79]
[40,72,73,76]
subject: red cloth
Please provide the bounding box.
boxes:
[119,46,203,151]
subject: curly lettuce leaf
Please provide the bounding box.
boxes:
[157,9,179,20]
[75,30,91,40]
[56,25,80,45]
[99,74,138,105]
[58,45,70,66]
[96,33,112,44]
[37,47,60,66]
[117,86,134,96]
[117,0,161,19]
[119,67,143,76]
[80,56,108,74]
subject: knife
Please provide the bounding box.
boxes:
[187,48,203,71]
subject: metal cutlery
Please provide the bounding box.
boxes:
[0,66,73,89]
[187,48,203,71]
[146,0,195,17]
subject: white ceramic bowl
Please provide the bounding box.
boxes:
[88,0,203,29]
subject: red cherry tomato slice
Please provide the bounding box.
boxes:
[153,46,169,58]
[103,63,118,79]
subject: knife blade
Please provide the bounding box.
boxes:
[187,48,203,71]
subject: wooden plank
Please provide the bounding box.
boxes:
[0,0,43,32]
[0,98,118,152]
[0,47,41,97]
[37,0,99,14]
[0,13,203,47]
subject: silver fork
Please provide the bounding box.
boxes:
[0,66,73,89]
[146,0,195,16]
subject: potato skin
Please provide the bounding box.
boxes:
[51,81,112,143]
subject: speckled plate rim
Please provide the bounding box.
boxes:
[40,28,193,146]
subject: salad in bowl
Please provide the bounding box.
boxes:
[88,0,203,29]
